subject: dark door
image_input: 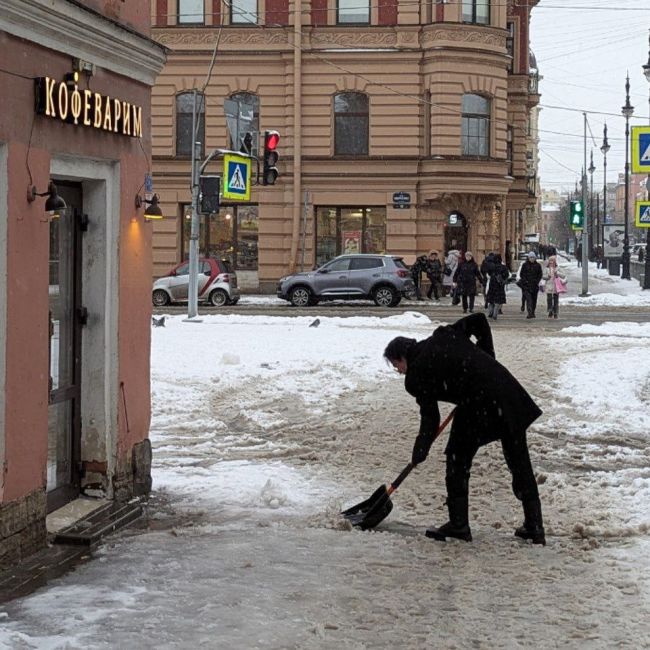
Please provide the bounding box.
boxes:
[47,183,84,512]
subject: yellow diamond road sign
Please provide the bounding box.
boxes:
[223,153,251,201]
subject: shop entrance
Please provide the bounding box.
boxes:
[47,183,84,512]
[444,211,468,254]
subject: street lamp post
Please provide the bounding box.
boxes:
[588,150,595,256]
[621,74,634,280]
[600,123,610,264]
[642,30,650,289]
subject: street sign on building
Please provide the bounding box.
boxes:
[392,191,411,209]
[631,126,650,174]
[635,200,650,228]
[222,153,251,201]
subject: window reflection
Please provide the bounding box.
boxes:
[315,207,386,266]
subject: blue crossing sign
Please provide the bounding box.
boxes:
[631,126,650,174]
[223,153,251,201]
[635,201,650,228]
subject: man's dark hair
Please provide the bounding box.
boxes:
[384,336,417,362]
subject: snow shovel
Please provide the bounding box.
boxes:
[341,409,455,530]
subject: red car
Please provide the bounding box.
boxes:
[152,258,240,307]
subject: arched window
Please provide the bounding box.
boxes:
[176,92,205,158]
[228,92,259,156]
[461,94,490,158]
[334,92,369,156]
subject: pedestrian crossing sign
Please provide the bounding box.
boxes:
[631,126,650,173]
[635,201,650,228]
[223,153,251,201]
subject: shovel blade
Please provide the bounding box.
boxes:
[342,485,394,530]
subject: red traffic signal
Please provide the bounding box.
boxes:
[263,130,280,185]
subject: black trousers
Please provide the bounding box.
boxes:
[546,293,559,317]
[523,289,538,316]
[461,294,476,312]
[445,431,539,504]
[427,277,441,300]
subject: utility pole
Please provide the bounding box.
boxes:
[581,112,589,296]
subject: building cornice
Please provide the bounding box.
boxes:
[0,0,167,85]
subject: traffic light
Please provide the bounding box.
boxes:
[262,130,280,185]
[569,200,584,230]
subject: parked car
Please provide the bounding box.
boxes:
[276,254,414,307]
[152,258,240,307]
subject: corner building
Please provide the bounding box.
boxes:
[0,1,165,566]
[151,0,540,290]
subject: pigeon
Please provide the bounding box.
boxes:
[309,318,320,328]
[152,316,166,327]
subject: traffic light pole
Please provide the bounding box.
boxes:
[581,112,589,296]
[187,90,201,321]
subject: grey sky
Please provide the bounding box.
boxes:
[530,0,650,195]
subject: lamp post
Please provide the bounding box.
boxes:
[588,150,595,257]
[621,74,634,280]
[642,30,650,289]
[600,123,610,261]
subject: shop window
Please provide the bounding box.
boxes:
[461,94,490,158]
[334,92,369,156]
[180,204,258,270]
[179,0,205,24]
[232,0,258,24]
[176,92,205,158]
[315,207,386,266]
[228,92,259,156]
[462,0,489,25]
[337,0,370,24]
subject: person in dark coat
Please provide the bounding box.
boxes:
[485,254,509,320]
[383,313,545,545]
[425,250,443,301]
[410,254,430,301]
[519,251,543,319]
[452,251,483,314]
[575,243,582,267]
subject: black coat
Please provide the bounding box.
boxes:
[486,263,509,304]
[427,258,443,281]
[404,313,542,450]
[519,260,542,292]
[410,255,430,281]
[453,260,482,296]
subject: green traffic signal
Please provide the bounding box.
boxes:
[569,200,584,230]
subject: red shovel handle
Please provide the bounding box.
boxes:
[386,408,456,496]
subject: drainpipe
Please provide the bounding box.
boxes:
[289,0,302,273]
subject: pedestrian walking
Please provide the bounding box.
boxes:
[542,255,567,319]
[383,312,546,545]
[485,254,509,320]
[452,251,483,314]
[410,254,430,301]
[480,252,496,309]
[575,243,582,267]
[518,251,543,319]
[426,250,443,301]
[442,249,461,298]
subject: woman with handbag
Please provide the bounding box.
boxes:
[542,255,567,319]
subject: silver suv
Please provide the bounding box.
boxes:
[276,254,414,307]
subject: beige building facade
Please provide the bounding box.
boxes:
[150,0,540,290]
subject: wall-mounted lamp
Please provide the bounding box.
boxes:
[27,180,67,214]
[135,193,164,220]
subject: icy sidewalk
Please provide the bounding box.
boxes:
[1,314,650,649]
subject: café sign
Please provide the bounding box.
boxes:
[35,72,143,138]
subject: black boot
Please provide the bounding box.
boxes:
[425,497,472,542]
[514,499,546,545]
